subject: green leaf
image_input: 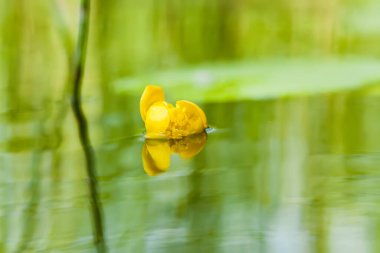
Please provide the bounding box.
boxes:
[114,58,380,102]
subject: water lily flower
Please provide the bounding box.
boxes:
[142,132,207,176]
[140,85,208,139]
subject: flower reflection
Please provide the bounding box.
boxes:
[142,132,207,176]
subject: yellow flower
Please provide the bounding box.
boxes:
[140,85,208,139]
[142,132,207,176]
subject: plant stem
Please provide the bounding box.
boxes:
[71,0,106,252]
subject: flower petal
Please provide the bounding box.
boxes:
[176,100,207,135]
[140,85,165,122]
[145,101,171,138]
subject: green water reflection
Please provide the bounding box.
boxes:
[1,91,380,252]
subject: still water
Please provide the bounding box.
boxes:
[1,91,380,252]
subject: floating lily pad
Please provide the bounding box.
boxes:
[114,58,380,102]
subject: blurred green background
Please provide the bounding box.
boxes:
[2,0,380,108]
[1,0,380,252]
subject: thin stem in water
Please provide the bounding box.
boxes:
[71,0,106,252]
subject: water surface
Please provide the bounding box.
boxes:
[1,91,380,252]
